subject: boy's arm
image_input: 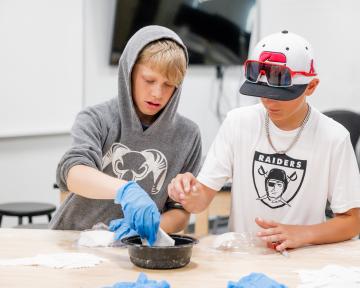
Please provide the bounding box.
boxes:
[160,209,190,233]
[67,164,127,199]
[256,208,360,251]
[56,106,110,193]
[68,165,190,235]
[168,172,217,213]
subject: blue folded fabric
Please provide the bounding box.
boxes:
[227,272,287,288]
[105,272,170,288]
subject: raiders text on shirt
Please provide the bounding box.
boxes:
[255,152,305,169]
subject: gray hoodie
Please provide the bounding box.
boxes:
[50,26,202,230]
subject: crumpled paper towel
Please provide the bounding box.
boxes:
[141,228,175,247]
[78,230,115,247]
[296,264,360,288]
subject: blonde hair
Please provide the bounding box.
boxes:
[136,39,187,87]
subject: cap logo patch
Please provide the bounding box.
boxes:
[259,51,286,64]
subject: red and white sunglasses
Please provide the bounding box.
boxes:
[244,60,317,87]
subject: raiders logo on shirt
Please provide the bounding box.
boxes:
[252,151,307,209]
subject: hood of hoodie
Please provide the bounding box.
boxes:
[117,25,188,135]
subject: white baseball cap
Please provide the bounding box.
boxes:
[240,30,318,101]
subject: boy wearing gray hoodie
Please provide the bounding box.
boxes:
[50,26,202,245]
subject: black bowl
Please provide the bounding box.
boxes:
[121,234,198,269]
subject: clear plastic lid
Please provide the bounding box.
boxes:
[212,232,273,255]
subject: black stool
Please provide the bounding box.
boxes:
[0,202,56,227]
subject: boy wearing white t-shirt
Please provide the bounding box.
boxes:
[168,31,360,252]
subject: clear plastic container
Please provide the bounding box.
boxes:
[212,232,272,254]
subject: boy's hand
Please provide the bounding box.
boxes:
[168,172,217,213]
[115,181,160,246]
[109,218,138,241]
[168,172,198,204]
[255,217,311,251]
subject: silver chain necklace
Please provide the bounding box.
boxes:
[265,105,311,154]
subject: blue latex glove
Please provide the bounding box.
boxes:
[227,272,287,288]
[115,181,160,246]
[106,272,170,288]
[109,218,138,241]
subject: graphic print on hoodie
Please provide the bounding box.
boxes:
[102,143,167,195]
[50,26,202,230]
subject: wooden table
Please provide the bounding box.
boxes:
[0,229,359,287]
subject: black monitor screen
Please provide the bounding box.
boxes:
[110,0,255,66]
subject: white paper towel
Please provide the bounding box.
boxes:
[78,230,115,247]
[296,264,360,288]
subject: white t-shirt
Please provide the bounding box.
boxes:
[356,140,360,168]
[198,104,360,233]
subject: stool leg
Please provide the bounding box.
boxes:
[47,214,52,222]
[0,214,2,227]
[18,216,23,225]
[28,216,32,224]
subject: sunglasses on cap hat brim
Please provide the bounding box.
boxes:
[244,60,317,87]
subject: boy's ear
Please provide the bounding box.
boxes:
[305,78,320,96]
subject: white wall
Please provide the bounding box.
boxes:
[83,0,118,108]
[0,0,83,137]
